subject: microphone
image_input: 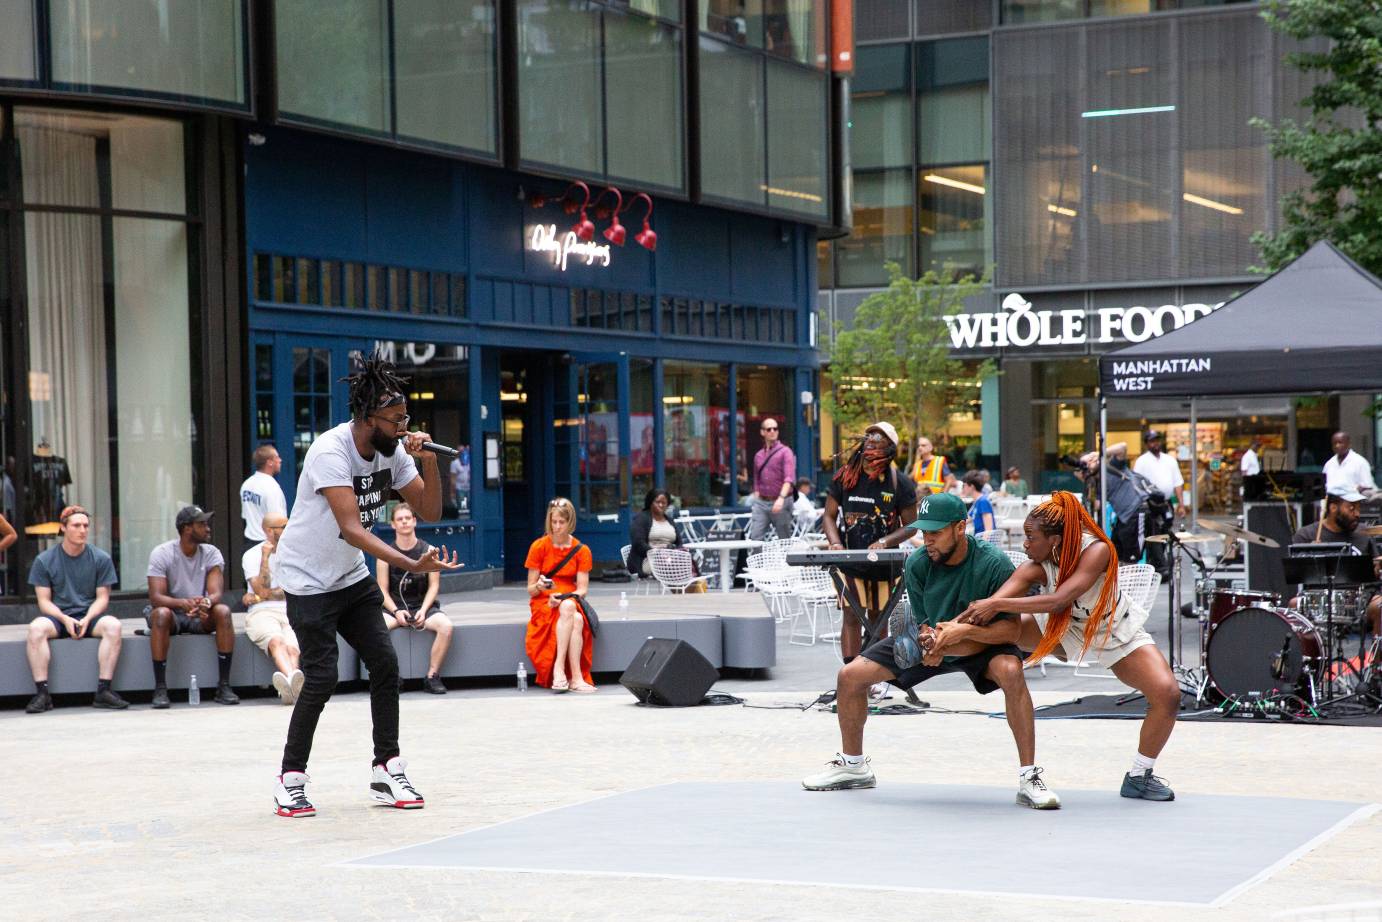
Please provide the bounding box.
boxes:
[1271,637,1291,681]
[421,441,460,458]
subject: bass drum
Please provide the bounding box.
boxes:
[1205,606,1321,700]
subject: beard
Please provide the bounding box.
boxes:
[1337,514,1359,534]
[926,539,958,564]
[369,427,400,456]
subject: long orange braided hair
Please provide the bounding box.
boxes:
[1025,491,1121,665]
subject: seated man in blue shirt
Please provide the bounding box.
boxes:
[802,493,1059,809]
[25,505,127,713]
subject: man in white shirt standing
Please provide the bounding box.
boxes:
[1240,437,1262,477]
[1133,430,1185,576]
[240,443,287,554]
[1322,431,1377,497]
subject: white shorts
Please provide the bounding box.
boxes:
[245,603,297,655]
[1033,602,1153,669]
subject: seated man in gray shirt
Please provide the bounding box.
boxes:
[146,505,238,709]
[25,505,126,713]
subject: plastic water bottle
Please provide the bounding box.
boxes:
[619,592,629,620]
[516,662,528,693]
[188,674,200,707]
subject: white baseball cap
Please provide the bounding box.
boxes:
[867,421,899,447]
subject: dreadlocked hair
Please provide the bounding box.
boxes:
[1024,491,1121,666]
[342,350,410,420]
[831,431,896,490]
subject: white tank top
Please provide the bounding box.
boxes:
[1038,532,1131,625]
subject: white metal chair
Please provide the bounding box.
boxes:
[619,545,656,596]
[1004,548,1030,570]
[1117,563,1161,613]
[790,567,837,646]
[993,497,1027,521]
[976,528,1008,549]
[648,548,701,594]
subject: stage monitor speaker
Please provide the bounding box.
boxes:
[620,638,718,707]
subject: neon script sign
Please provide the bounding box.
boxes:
[528,224,612,272]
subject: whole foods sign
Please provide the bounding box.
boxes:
[945,293,1225,350]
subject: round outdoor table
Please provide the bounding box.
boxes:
[682,538,764,594]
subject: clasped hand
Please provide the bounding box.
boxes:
[956,597,1001,625]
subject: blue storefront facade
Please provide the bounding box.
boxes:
[0,1,848,605]
[245,129,822,579]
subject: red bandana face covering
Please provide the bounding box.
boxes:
[863,446,892,478]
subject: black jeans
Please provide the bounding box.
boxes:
[281,576,400,773]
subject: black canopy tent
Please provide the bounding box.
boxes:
[1095,240,1382,532]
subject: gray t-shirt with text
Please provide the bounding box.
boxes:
[274,421,419,595]
[147,540,225,599]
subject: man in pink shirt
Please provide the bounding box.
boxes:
[748,418,796,541]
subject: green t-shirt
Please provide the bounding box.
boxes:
[904,536,1016,659]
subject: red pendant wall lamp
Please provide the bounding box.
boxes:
[526,182,656,252]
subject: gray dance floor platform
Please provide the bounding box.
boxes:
[346,782,1376,908]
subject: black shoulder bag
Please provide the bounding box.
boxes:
[548,541,600,637]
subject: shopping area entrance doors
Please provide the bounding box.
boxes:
[500,351,631,581]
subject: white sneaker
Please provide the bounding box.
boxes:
[802,754,876,791]
[1017,767,1061,810]
[289,669,305,701]
[273,771,316,818]
[272,671,293,705]
[868,682,890,701]
[370,756,425,809]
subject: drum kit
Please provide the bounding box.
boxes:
[1164,519,1382,717]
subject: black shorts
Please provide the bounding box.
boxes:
[143,606,213,636]
[40,614,115,640]
[860,636,1023,695]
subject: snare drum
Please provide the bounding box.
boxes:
[1205,606,1321,700]
[1208,588,1280,627]
[1195,578,1236,616]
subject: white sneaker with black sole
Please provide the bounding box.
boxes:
[273,771,316,818]
[370,756,425,809]
[1017,767,1061,810]
[801,754,876,791]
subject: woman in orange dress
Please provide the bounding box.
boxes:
[525,497,596,692]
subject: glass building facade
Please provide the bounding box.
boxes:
[819,0,1368,498]
[0,0,843,603]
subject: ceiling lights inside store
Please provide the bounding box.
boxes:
[923,173,986,195]
[1080,104,1176,118]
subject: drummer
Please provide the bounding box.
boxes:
[1290,485,1381,635]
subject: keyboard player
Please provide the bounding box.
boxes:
[822,422,918,662]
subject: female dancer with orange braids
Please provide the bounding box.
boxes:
[952,491,1182,801]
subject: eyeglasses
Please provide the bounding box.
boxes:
[370,413,410,429]
[761,426,778,432]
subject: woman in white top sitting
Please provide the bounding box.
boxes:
[628,487,683,576]
[948,491,1182,802]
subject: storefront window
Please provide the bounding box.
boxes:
[517,0,602,175]
[1002,0,1082,22]
[852,45,912,171]
[917,37,990,166]
[663,361,730,509]
[630,358,656,505]
[699,38,765,206]
[701,0,762,46]
[16,108,197,588]
[762,0,823,67]
[50,0,246,106]
[765,59,828,218]
[0,0,37,81]
[605,11,684,189]
[377,341,471,517]
[735,366,792,488]
[915,0,993,37]
[837,169,913,287]
[277,0,389,131]
[919,164,989,279]
[394,0,498,153]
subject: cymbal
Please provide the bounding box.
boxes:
[1361,524,1382,536]
[1196,518,1281,549]
[1144,532,1215,544]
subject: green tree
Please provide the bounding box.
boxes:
[1252,0,1382,275]
[823,262,994,462]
